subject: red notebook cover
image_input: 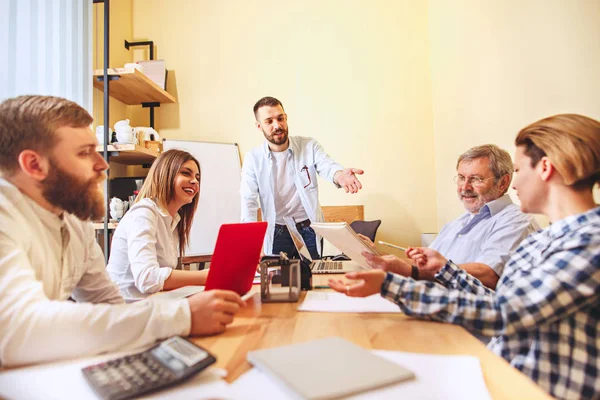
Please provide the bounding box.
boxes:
[204,222,267,295]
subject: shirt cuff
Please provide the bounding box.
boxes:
[157,267,175,291]
[178,298,192,336]
[434,260,461,288]
[380,272,410,302]
[332,169,342,189]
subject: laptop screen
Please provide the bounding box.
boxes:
[283,217,313,263]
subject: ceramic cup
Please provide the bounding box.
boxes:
[116,128,135,143]
[95,126,113,144]
[114,119,131,131]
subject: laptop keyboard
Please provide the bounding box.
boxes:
[312,261,344,274]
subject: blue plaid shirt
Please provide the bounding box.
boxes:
[381,206,600,399]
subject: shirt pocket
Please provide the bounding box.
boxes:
[300,165,318,191]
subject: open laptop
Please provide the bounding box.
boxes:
[283,217,361,274]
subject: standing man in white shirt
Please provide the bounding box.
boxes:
[240,96,364,258]
[0,95,245,367]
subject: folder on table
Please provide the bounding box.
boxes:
[247,337,415,399]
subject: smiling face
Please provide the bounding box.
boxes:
[255,105,289,151]
[172,159,200,208]
[456,157,505,213]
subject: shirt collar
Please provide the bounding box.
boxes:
[484,194,513,217]
[23,191,65,231]
[0,178,66,231]
[548,206,600,240]
[146,198,181,232]
[263,138,294,159]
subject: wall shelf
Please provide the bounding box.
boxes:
[96,143,158,164]
[93,68,175,105]
[93,222,118,230]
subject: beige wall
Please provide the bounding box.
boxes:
[130,0,438,248]
[428,0,600,228]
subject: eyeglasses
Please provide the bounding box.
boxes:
[453,175,496,187]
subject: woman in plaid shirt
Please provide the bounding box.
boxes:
[330,114,600,399]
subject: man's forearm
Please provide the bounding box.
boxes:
[458,263,499,289]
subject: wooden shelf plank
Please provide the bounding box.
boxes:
[96,143,159,165]
[93,222,118,230]
[93,68,176,105]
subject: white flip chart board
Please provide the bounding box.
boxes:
[163,140,241,255]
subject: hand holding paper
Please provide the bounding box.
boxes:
[362,252,412,277]
[311,222,378,268]
[406,247,448,276]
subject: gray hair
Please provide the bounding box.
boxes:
[457,144,514,192]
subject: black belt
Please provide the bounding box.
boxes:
[275,218,311,231]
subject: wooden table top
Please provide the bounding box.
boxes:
[190,276,552,399]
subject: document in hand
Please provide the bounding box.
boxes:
[310,222,379,269]
[246,337,415,400]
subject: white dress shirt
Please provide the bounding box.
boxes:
[107,198,181,301]
[240,136,344,254]
[0,179,191,367]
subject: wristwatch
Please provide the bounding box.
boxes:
[411,265,420,280]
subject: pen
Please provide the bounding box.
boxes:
[378,241,407,252]
[314,285,331,289]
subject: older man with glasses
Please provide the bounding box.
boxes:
[363,144,538,289]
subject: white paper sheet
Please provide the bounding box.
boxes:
[0,351,232,400]
[149,285,205,301]
[298,291,401,313]
[229,350,492,400]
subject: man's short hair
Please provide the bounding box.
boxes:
[0,95,93,175]
[253,96,284,119]
[515,114,600,190]
[457,144,514,189]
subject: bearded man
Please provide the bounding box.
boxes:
[0,95,244,367]
[362,144,539,289]
[240,96,364,259]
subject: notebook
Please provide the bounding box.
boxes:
[247,337,415,400]
[283,217,361,274]
[205,222,267,295]
[310,222,379,269]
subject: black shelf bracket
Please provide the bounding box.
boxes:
[124,40,155,60]
[95,75,120,82]
[125,40,159,127]
[142,102,161,129]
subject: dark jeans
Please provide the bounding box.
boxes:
[272,225,321,260]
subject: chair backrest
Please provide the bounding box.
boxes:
[257,205,365,224]
[350,219,382,242]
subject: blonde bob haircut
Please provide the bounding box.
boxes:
[515,114,600,190]
[136,149,200,257]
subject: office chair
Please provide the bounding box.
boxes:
[350,219,382,242]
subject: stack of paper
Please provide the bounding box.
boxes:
[137,59,167,89]
[231,350,492,400]
[311,222,379,269]
[298,291,401,313]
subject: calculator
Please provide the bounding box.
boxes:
[82,336,216,400]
